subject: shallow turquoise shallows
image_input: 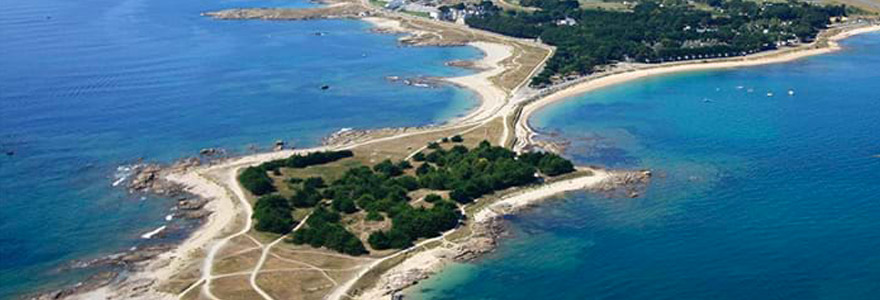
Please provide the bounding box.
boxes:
[410,32,880,299]
[0,0,481,297]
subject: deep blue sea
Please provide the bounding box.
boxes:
[411,32,880,299]
[0,0,481,297]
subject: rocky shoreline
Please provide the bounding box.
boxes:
[359,169,651,299]
[25,148,239,299]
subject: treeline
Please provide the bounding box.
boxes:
[464,0,846,86]
[260,150,353,171]
[238,150,353,195]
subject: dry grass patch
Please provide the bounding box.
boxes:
[157,261,202,294]
[178,281,205,300]
[216,235,260,258]
[212,248,261,275]
[210,275,263,300]
[256,271,335,300]
[351,125,479,162]
[262,254,312,270]
[460,117,506,146]
[273,246,370,270]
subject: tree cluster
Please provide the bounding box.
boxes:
[368,201,461,249]
[290,207,367,256]
[253,194,295,234]
[518,151,575,176]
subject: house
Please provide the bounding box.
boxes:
[403,3,441,19]
[385,0,405,10]
[556,17,577,26]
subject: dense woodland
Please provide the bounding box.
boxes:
[241,139,576,255]
[462,0,847,86]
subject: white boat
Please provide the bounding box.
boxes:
[767,92,774,97]
[788,89,795,96]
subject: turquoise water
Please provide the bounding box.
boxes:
[0,0,481,297]
[412,32,880,299]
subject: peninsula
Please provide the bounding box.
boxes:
[58,0,880,299]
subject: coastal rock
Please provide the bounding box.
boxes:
[127,164,185,196]
[273,140,285,151]
[199,148,220,156]
[170,157,200,173]
[445,59,483,70]
[30,271,118,300]
[177,198,207,210]
[64,244,175,272]
[176,209,212,220]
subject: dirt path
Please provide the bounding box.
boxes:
[250,215,310,300]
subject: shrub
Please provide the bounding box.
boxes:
[373,159,403,177]
[303,176,326,189]
[290,187,322,208]
[412,152,426,161]
[424,194,443,203]
[451,135,463,143]
[366,210,384,221]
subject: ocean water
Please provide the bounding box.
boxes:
[0,0,482,297]
[411,32,880,299]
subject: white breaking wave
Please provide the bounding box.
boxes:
[112,165,135,186]
[140,225,166,239]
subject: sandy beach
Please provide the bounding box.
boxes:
[513,25,880,150]
[363,17,517,126]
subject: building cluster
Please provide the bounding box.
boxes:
[380,0,495,22]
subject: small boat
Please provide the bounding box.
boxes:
[321,85,330,90]
[736,85,744,90]
[788,89,795,96]
[767,92,774,97]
